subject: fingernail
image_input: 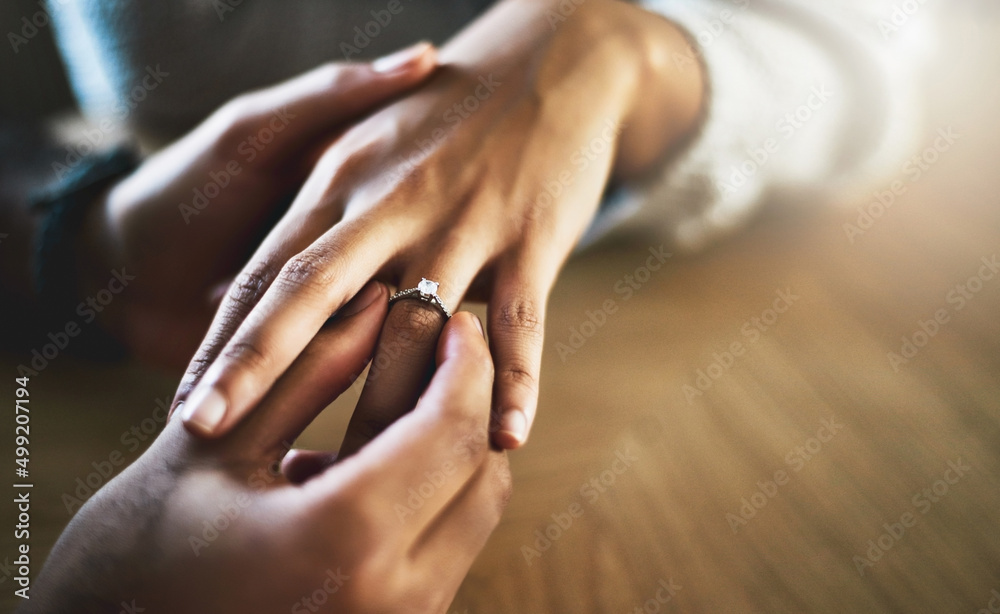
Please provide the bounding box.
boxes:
[339,281,384,317]
[181,387,228,435]
[498,410,528,447]
[472,314,486,339]
[372,41,431,73]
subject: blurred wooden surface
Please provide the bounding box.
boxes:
[450,14,1000,613]
[3,9,1000,614]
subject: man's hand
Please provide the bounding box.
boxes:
[24,286,510,614]
[76,43,438,368]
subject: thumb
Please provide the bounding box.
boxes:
[213,41,437,163]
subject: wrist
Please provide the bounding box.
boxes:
[31,147,137,358]
[606,2,707,181]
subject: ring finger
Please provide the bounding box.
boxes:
[338,248,488,457]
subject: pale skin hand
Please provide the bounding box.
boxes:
[177,0,705,449]
[22,290,510,614]
[74,43,438,369]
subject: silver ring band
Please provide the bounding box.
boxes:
[388,278,452,318]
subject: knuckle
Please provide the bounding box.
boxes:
[211,95,257,149]
[180,321,247,390]
[179,354,212,392]
[323,62,363,95]
[448,415,490,466]
[386,299,446,344]
[221,339,271,374]
[321,136,380,194]
[276,248,342,298]
[496,296,544,338]
[396,156,431,190]
[500,362,537,393]
[184,264,279,387]
[228,261,280,312]
[391,156,445,198]
[339,142,379,178]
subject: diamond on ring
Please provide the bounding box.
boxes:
[417,278,439,296]
[389,278,452,318]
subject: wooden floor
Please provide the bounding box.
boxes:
[3,10,999,614]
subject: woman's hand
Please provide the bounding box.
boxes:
[176,0,704,448]
[25,289,510,614]
[76,43,438,368]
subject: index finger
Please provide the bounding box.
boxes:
[220,281,388,462]
[178,213,397,437]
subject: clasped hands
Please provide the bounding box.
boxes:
[81,0,700,449]
[39,1,702,610]
[28,299,510,612]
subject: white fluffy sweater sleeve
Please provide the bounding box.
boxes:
[582,0,929,251]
